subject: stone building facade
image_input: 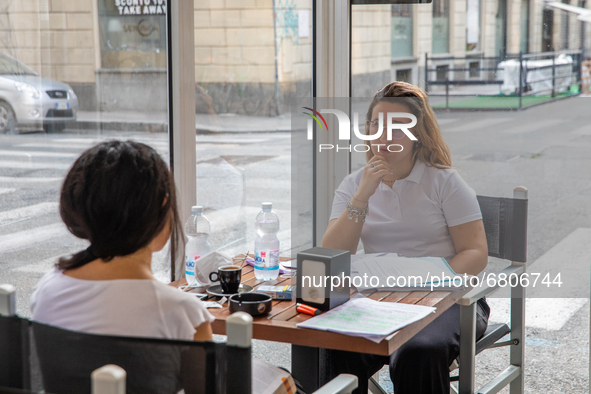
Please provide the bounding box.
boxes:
[0,0,587,115]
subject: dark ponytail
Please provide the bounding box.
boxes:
[57,140,184,270]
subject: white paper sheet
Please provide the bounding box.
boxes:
[351,254,462,291]
[296,296,436,343]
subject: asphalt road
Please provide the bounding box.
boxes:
[1,96,590,393]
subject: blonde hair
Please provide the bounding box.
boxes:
[364,82,452,168]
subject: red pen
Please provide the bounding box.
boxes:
[296,303,321,316]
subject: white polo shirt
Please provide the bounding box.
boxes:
[329,160,482,262]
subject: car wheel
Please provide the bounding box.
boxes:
[0,102,17,134]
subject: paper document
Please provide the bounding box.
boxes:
[252,358,297,394]
[296,296,436,343]
[351,253,464,291]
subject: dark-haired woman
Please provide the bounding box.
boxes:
[31,140,214,341]
[322,82,490,394]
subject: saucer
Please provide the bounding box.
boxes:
[206,284,254,297]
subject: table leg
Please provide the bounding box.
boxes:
[291,345,332,393]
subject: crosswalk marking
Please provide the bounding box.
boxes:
[0,223,71,254]
[488,227,591,330]
[0,202,58,224]
[440,117,512,133]
[501,118,563,134]
[0,176,62,183]
[487,298,588,331]
[0,149,79,159]
[11,256,61,273]
[0,160,70,170]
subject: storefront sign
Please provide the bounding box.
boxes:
[114,0,167,15]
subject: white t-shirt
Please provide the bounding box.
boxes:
[31,268,214,341]
[329,160,482,261]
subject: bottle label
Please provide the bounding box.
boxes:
[255,249,279,270]
[185,255,198,276]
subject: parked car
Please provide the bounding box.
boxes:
[0,52,78,134]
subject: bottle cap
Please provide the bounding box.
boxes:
[262,202,272,210]
[191,206,203,214]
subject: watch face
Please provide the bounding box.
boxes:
[300,259,326,305]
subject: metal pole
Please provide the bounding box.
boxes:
[272,0,281,115]
[518,51,523,109]
[551,55,556,97]
[445,78,449,109]
[578,52,583,94]
[425,52,429,93]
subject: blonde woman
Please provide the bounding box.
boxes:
[322,82,490,394]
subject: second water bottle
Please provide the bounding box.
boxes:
[254,202,280,281]
[185,206,212,286]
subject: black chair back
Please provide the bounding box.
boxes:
[0,316,30,391]
[477,195,528,262]
[31,321,251,394]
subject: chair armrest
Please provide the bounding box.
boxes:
[91,364,126,394]
[0,284,16,316]
[313,374,358,394]
[457,264,525,306]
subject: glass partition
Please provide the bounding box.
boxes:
[391,5,413,58]
[193,0,313,260]
[349,2,590,392]
[432,0,449,54]
[0,0,172,316]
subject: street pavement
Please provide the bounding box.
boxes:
[1,96,591,393]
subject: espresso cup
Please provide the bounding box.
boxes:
[209,265,242,294]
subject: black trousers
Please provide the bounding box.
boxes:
[325,298,490,394]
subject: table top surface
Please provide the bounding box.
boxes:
[172,253,469,356]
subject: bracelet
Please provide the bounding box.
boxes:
[346,201,368,223]
[352,196,368,204]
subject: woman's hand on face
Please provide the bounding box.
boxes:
[354,156,393,202]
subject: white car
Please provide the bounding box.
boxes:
[0,52,79,134]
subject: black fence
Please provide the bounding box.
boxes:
[425,50,583,110]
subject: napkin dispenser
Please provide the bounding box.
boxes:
[296,247,351,311]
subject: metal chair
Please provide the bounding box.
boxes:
[0,284,358,394]
[368,187,528,394]
[451,186,528,394]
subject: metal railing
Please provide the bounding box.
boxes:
[425,50,583,110]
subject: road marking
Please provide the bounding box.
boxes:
[0,188,16,194]
[487,228,591,330]
[569,125,591,136]
[435,118,459,126]
[487,298,588,331]
[0,176,62,183]
[0,202,59,224]
[442,118,512,133]
[11,256,59,273]
[0,160,70,170]
[17,141,169,154]
[501,118,563,134]
[0,150,79,159]
[0,223,71,254]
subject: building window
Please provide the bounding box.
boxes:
[97,0,167,69]
[432,0,450,54]
[466,0,480,52]
[561,0,570,50]
[520,0,530,53]
[391,5,413,58]
[396,68,412,82]
[469,61,480,78]
[436,64,449,81]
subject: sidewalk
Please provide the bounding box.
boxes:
[76,111,293,134]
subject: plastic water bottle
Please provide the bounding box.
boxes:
[185,206,212,286]
[254,202,280,281]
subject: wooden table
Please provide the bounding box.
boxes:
[172,253,469,392]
